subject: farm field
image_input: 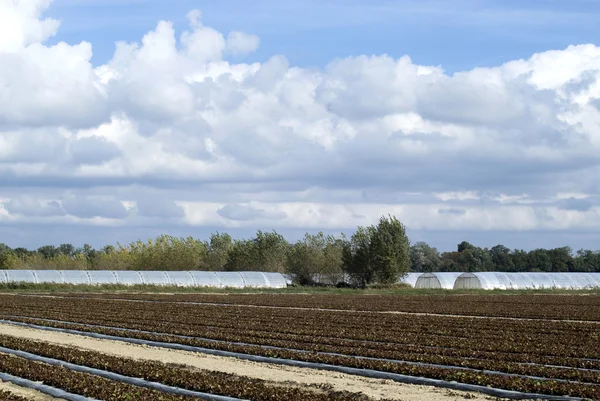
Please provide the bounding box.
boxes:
[0,292,598,400]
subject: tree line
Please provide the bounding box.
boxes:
[1,215,599,286]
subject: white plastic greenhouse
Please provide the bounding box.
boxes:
[0,270,289,289]
[453,272,600,290]
[414,272,464,289]
[399,272,422,287]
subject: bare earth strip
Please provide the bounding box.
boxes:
[0,322,508,401]
[0,380,59,400]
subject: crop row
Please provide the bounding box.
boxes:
[5,316,600,397]
[0,391,33,401]
[7,309,599,370]
[5,294,598,343]
[0,335,380,401]
[47,292,600,321]
[3,296,599,362]
[0,352,196,401]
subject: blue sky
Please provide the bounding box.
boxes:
[49,0,600,72]
[1,0,600,252]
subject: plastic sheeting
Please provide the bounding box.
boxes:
[33,270,64,284]
[189,271,220,287]
[239,272,269,288]
[415,272,463,289]
[398,273,422,287]
[86,271,118,285]
[454,272,600,290]
[62,271,91,285]
[0,270,289,288]
[165,271,196,287]
[113,271,144,285]
[262,272,289,288]
[215,272,245,288]
[5,270,37,284]
[138,271,170,286]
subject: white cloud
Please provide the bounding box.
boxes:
[226,31,260,55]
[2,1,600,247]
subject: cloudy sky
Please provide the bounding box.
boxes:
[1,0,600,252]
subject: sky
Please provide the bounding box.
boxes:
[1,0,600,252]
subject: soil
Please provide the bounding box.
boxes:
[0,322,511,401]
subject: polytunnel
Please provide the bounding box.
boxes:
[113,271,144,285]
[62,270,91,285]
[189,271,220,287]
[214,272,246,288]
[33,270,64,284]
[0,270,289,288]
[414,272,463,289]
[398,272,422,287]
[165,271,196,287]
[138,271,171,286]
[86,271,118,285]
[453,272,600,290]
[5,270,37,284]
[262,272,289,288]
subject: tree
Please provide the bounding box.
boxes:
[457,241,476,253]
[204,233,233,270]
[252,230,289,273]
[370,215,411,283]
[490,245,514,271]
[37,245,58,259]
[57,244,76,257]
[342,225,375,287]
[528,249,552,272]
[511,249,530,271]
[548,247,573,272]
[0,243,11,270]
[287,232,345,285]
[410,242,442,272]
[224,239,256,271]
[342,215,410,286]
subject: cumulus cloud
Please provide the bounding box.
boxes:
[2,1,600,247]
[136,197,185,219]
[217,203,287,221]
[61,196,128,219]
[226,31,260,55]
[2,196,65,217]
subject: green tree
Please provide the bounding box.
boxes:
[58,244,76,257]
[528,249,553,272]
[490,245,514,271]
[0,243,12,270]
[224,239,256,271]
[252,230,289,272]
[37,245,58,259]
[548,247,573,272]
[370,215,410,283]
[342,215,410,286]
[204,232,233,270]
[342,225,375,287]
[410,241,442,272]
[287,232,344,284]
[511,249,530,271]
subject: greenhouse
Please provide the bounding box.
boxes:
[414,272,464,289]
[399,272,422,287]
[453,272,600,290]
[0,270,289,289]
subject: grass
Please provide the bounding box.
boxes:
[0,282,599,296]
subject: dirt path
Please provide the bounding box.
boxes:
[0,380,59,400]
[0,322,508,401]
